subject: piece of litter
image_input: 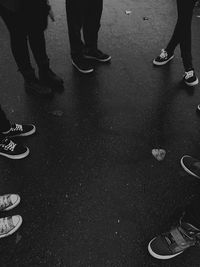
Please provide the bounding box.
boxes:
[15,233,22,244]
[152,149,166,161]
[143,17,149,20]
[197,15,200,18]
[125,10,132,15]
[48,110,63,117]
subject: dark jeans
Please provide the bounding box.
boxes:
[183,196,200,229]
[0,4,49,76]
[0,106,10,135]
[66,0,103,57]
[166,0,196,70]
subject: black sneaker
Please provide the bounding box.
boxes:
[39,69,64,89]
[183,69,199,86]
[84,49,111,62]
[153,49,174,66]
[181,155,200,179]
[0,138,29,159]
[3,124,36,138]
[71,56,94,74]
[25,77,53,96]
[148,219,200,260]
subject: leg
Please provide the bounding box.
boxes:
[0,5,33,74]
[178,0,196,70]
[83,0,103,51]
[166,0,196,70]
[66,0,85,57]
[0,105,11,135]
[28,30,49,70]
[166,0,182,54]
[28,29,63,88]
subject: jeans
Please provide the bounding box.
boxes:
[0,4,49,76]
[166,0,196,70]
[0,106,10,135]
[66,0,103,57]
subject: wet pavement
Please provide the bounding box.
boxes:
[1,0,200,266]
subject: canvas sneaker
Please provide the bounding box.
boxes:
[0,138,29,159]
[0,215,22,239]
[3,123,36,138]
[148,220,200,260]
[153,49,174,66]
[183,70,199,86]
[84,49,111,62]
[0,194,20,211]
[181,155,200,179]
[71,57,94,74]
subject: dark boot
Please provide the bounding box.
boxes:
[39,67,64,89]
[22,70,53,96]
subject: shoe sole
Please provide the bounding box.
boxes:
[153,55,174,66]
[184,78,199,87]
[148,238,183,260]
[9,125,36,138]
[84,55,112,62]
[71,60,94,74]
[0,147,30,160]
[180,155,200,179]
[3,195,21,211]
[0,215,22,239]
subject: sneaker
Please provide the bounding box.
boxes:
[181,155,200,179]
[39,69,64,89]
[71,56,94,74]
[25,78,53,96]
[3,123,36,138]
[84,49,111,62]
[0,194,20,211]
[153,49,174,66]
[0,138,29,159]
[183,70,199,86]
[0,215,22,239]
[148,220,200,260]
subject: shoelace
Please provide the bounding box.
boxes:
[185,70,194,80]
[0,139,16,151]
[160,49,168,59]
[0,196,9,209]
[0,217,11,234]
[11,124,23,132]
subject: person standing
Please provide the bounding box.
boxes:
[0,0,63,96]
[66,0,111,74]
[153,0,198,87]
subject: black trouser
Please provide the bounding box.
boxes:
[166,0,196,70]
[0,4,49,77]
[0,105,10,136]
[66,0,103,58]
[183,196,200,229]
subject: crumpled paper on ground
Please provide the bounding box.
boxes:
[152,149,166,161]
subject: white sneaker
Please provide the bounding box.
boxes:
[0,215,22,238]
[0,194,20,211]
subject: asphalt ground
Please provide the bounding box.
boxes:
[0,0,200,266]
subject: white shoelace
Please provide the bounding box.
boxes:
[160,49,168,59]
[11,124,23,132]
[0,140,16,151]
[0,218,10,234]
[185,70,194,80]
[0,196,9,209]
